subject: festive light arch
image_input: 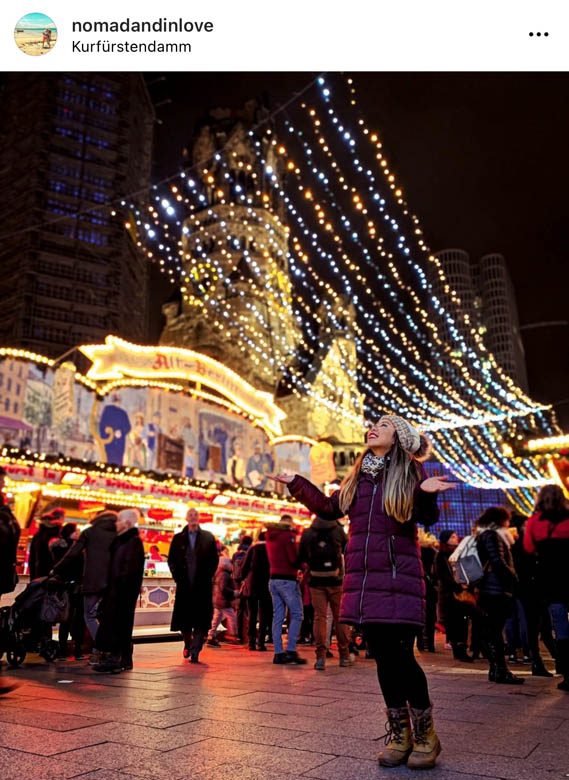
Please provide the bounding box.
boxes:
[113,74,558,513]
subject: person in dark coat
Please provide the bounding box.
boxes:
[475,506,523,685]
[50,523,85,659]
[94,509,145,673]
[511,514,556,677]
[524,484,569,692]
[270,415,454,770]
[298,515,350,669]
[417,531,438,654]
[51,510,117,653]
[29,512,63,579]
[168,507,219,663]
[434,530,473,662]
[241,530,272,651]
[0,468,21,599]
[0,470,22,695]
[232,534,253,643]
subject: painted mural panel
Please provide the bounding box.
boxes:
[0,357,302,491]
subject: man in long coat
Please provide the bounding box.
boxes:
[168,507,218,663]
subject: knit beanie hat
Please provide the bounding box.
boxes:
[382,415,426,456]
[439,529,454,545]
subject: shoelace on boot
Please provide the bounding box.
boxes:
[412,714,430,746]
[382,716,404,746]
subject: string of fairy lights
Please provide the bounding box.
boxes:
[111,73,556,513]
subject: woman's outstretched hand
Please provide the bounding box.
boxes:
[420,475,456,493]
[266,473,295,485]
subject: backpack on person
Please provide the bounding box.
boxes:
[448,535,486,586]
[308,530,342,578]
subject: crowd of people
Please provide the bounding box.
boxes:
[1,415,569,770]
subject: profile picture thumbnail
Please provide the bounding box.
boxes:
[14,12,57,56]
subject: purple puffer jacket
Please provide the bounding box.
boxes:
[288,469,438,627]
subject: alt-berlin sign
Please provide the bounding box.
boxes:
[79,336,286,437]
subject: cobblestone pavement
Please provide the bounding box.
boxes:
[0,637,568,780]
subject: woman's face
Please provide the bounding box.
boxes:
[448,532,459,546]
[366,417,396,450]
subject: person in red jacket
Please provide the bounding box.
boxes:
[524,484,569,692]
[266,514,307,665]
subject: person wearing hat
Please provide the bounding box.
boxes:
[29,511,64,580]
[269,415,454,770]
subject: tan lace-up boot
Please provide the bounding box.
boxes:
[407,705,441,769]
[377,706,413,767]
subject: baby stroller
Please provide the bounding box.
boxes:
[0,576,69,667]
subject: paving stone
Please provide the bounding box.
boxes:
[240,700,354,719]
[73,721,208,750]
[4,695,206,728]
[119,754,222,779]
[188,764,307,780]
[433,749,565,779]
[0,746,88,780]
[185,705,386,738]
[304,756,493,780]
[230,691,337,707]
[57,742,165,770]
[167,717,308,746]
[0,721,107,755]
[0,706,109,731]
[69,773,144,780]
[148,736,335,775]
[283,732,378,760]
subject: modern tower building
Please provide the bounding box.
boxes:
[478,253,528,391]
[433,248,528,390]
[0,73,154,358]
[430,248,478,349]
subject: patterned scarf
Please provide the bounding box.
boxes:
[360,451,388,479]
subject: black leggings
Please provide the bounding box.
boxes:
[363,623,431,710]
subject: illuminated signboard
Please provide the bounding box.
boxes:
[80,336,286,437]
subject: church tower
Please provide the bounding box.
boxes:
[161,101,365,457]
[161,102,302,394]
[279,295,365,444]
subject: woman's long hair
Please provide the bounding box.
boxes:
[535,484,569,515]
[338,433,432,523]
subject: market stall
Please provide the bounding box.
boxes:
[0,339,326,633]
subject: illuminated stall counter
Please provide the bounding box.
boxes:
[2,455,312,635]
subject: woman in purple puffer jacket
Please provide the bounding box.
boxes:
[269,415,454,771]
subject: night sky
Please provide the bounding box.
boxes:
[146,72,569,427]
